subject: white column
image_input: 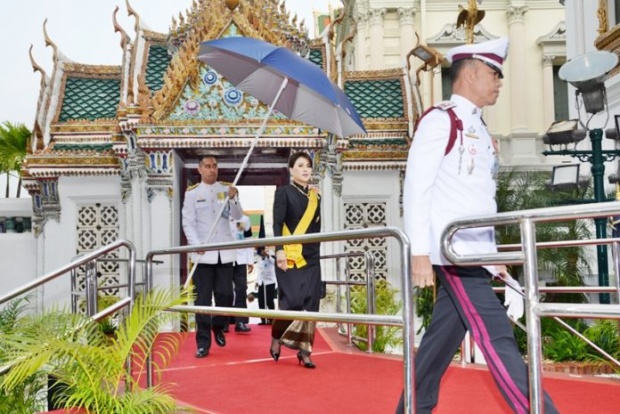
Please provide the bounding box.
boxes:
[354,11,368,71]
[542,55,556,129]
[398,8,417,61]
[368,8,386,70]
[507,5,529,132]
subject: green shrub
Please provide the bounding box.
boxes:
[350,280,402,353]
[0,297,47,413]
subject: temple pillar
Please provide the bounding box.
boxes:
[368,8,386,70]
[542,55,556,129]
[507,5,529,132]
[355,11,368,70]
[398,8,417,61]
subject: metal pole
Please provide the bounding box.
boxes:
[590,128,611,304]
[364,252,374,353]
[522,218,544,413]
[84,260,98,317]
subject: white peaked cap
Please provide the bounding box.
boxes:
[446,37,510,78]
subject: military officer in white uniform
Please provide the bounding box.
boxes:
[396,38,559,413]
[182,154,243,358]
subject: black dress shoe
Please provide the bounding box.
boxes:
[222,326,229,333]
[195,347,209,358]
[215,331,226,347]
[235,322,251,333]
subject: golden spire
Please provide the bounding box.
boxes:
[456,0,485,44]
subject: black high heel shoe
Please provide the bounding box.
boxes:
[269,339,280,362]
[297,351,316,369]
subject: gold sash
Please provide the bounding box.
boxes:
[282,189,318,268]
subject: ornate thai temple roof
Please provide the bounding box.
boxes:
[24,0,415,183]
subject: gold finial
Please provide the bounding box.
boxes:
[224,0,240,11]
[456,0,485,44]
[597,0,609,35]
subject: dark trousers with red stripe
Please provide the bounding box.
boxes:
[396,266,558,414]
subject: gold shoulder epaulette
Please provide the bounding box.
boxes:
[186,183,199,191]
[220,181,233,186]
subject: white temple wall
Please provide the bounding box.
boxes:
[147,193,179,295]
[0,199,36,302]
[341,170,404,290]
[40,175,122,311]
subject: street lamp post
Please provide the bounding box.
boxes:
[543,127,615,303]
[543,50,619,304]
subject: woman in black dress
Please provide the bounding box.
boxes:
[269,152,322,369]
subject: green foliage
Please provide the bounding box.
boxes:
[0,288,191,414]
[0,121,30,197]
[414,286,435,334]
[0,296,47,413]
[96,293,121,335]
[582,320,620,362]
[544,330,589,362]
[542,319,619,364]
[350,280,402,353]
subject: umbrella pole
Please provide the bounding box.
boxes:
[183,77,290,289]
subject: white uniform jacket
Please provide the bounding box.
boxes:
[182,181,243,264]
[403,94,498,266]
[230,215,254,265]
[257,253,277,286]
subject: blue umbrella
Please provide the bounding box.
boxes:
[198,36,366,138]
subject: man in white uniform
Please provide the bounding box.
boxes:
[182,154,243,358]
[396,38,558,413]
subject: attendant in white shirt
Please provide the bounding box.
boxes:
[255,247,277,325]
[228,214,254,333]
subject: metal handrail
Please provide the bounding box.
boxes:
[0,239,137,378]
[441,201,620,414]
[70,256,163,314]
[320,251,377,352]
[145,227,416,413]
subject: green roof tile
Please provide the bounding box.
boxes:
[146,45,172,92]
[308,48,323,69]
[345,79,404,119]
[59,77,120,122]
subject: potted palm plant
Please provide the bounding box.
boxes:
[0,287,192,413]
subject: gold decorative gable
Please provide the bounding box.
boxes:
[151,0,309,121]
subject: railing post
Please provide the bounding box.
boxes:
[522,218,544,413]
[364,251,375,353]
[84,260,98,317]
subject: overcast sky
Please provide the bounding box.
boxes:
[0,0,335,126]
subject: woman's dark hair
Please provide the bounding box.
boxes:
[288,152,313,169]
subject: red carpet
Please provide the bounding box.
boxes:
[45,324,620,413]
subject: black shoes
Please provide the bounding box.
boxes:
[235,322,251,333]
[269,339,281,362]
[258,319,272,325]
[195,347,209,358]
[222,326,229,333]
[297,352,316,369]
[215,331,226,347]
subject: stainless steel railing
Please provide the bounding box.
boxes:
[441,201,620,414]
[69,257,163,316]
[321,251,377,352]
[0,239,137,376]
[144,227,416,412]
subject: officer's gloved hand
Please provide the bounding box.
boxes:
[502,275,524,321]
